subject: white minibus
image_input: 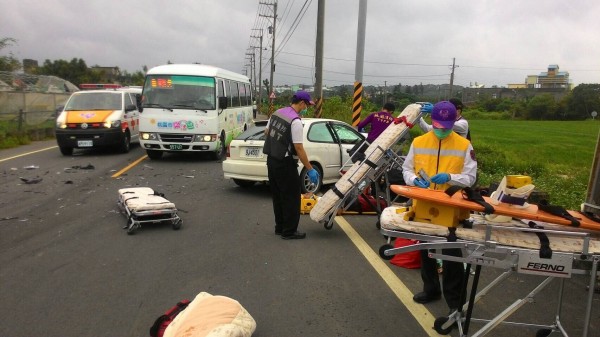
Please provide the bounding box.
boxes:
[138,64,254,160]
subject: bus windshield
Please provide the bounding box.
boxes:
[142,75,216,111]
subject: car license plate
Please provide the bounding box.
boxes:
[78,140,93,147]
[245,147,262,157]
[169,144,183,150]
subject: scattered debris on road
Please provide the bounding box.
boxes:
[19,177,43,184]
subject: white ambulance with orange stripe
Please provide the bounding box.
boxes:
[55,87,142,155]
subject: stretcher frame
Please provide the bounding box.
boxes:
[117,187,182,235]
[379,222,600,337]
[318,142,406,230]
[310,104,422,224]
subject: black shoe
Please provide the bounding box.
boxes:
[281,231,306,240]
[413,291,441,304]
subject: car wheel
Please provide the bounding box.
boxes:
[59,146,73,156]
[119,132,131,153]
[212,132,226,161]
[233,179,256,188]
[146,150,163,160]
[300,165,322,193]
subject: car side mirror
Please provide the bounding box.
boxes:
[218,96,228,109]
[125,104,137,112]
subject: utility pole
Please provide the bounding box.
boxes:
[251,29,264,114]
[260,1,277,97]
[247,47,259,94]
[449,57,457,98]
[259,1,277,115]
[245,52,254,89]
[352,0,367,127]
[314,0,325,118]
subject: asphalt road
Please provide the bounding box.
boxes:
[1,140,598,337]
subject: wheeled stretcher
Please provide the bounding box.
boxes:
[379,206,600,337]
[310,103,422,229]
[117,187,182,235]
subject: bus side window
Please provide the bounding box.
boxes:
[226,80,232,107]
[245,83,251,106]
[230,81,240,107]
[239,83,246,107]
[217,79,227,109]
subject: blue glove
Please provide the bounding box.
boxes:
[307,168,319,184]
[420,102,434,114]
[414,177,430,188]
[431,173,451,184]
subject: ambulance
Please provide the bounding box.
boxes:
[55,87,142,155]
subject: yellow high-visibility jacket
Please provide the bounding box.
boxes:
[403,131,476,190]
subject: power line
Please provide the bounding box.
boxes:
[275,0,313,57]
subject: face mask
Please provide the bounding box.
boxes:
[433,128,452,139]
[299,108,308,116]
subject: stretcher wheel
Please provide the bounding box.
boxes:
[172,218,182,230]
[433,316,455,335]
[378,244,394,260]
[324,214,334,230]
[536,329,552,337]
[126,218,136,235]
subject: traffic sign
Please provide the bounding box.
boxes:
[269,92,276,99]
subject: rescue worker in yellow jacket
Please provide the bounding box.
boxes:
[401,100,477,312]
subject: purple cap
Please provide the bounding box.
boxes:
[293,90,315,105]
[431,101,457,129]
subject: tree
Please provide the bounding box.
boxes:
[567,84,600,120]
[526,94,557,120]
[0,37,21,71]
[117,70,145,86]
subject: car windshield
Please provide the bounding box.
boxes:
[142,75,216,111]
[237,126,266,141]
[65,92,122,111]
[331,123,364,144]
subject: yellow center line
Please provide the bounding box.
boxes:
[0,146,58,162]
[111,155,148,178]
[334,215,446,337]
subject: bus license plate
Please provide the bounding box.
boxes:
[78,140,93,147]
[169,144,183,150]
[245,147,262,157]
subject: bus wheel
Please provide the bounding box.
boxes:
[212,133,226,161]
[146,150,163,160]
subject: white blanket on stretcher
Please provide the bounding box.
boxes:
[118,187,176,212]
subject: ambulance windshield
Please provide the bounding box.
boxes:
[65,92,122,111]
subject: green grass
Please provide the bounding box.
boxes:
[461,120,599,209]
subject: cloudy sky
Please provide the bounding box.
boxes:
[2,0,599,88]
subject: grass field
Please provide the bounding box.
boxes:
[451,120,599,209]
